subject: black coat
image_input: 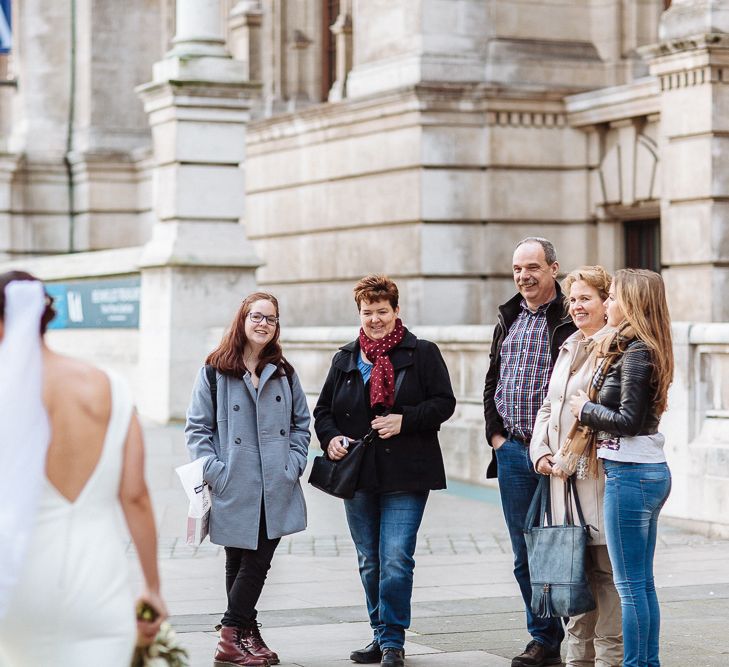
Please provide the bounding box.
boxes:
[313,330,456,494]
[482,285,576,478]
[581,340,661,436]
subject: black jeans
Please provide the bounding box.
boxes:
[221,506,281,628]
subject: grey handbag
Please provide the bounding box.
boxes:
[523,476,596,618]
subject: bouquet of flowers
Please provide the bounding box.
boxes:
[131,602,189,667]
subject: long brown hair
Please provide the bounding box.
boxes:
[610,269,674,415]
[206,292,294,379]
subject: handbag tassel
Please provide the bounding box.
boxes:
[536,583,555,619]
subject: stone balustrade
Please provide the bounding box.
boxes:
[281,323,729,534]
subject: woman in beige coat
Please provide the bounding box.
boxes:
[530,266,622,667]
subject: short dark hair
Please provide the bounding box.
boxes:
[0,270,56,334]
[515,237,557,265]
[353,274,399,310]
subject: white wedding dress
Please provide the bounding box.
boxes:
[0,371,137,667]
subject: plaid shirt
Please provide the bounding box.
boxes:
[494,299,553,442]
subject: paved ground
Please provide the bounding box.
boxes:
[131,422,729,666]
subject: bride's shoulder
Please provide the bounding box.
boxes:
[44,353,112,419]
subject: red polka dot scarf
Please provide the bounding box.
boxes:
[358,318,406,409]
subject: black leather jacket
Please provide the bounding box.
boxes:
[580,340,661,437]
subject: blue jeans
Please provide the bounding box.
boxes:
[495,438,564,651]
[344,490,429,650]
[603,460,671,667]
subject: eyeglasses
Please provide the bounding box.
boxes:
[248,311,279,326]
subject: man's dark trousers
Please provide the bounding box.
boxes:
[495,437,564,651]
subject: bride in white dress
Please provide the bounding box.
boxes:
[0,272,168,666]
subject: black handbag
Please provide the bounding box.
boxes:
[523,476,596,618]
[308,368,407,499]
[307,429,376,499]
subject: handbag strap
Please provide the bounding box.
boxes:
[394,367,407,399]
[524,476,552,532]
[205,364,218,433]
[562,477,588,528]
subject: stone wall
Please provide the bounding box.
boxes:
[246,85,597,327]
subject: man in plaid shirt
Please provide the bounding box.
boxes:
[483,238,576,667]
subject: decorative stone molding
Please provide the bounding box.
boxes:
[486,111,567,128]
[599,126,660,207]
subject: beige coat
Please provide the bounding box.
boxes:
[530,330,607,545]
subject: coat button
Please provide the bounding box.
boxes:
[285,464,289,471]
[385,448,391,454]
[233,405,240,411]
[345,412,350,418]
[276,395,282,402]
[280,429,286,436]
[235,437,241,444]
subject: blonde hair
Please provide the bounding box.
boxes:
[612,269,674,415]
[562,265,612,305]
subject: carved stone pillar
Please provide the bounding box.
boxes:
[645,0,729,321]
[136,0,260,421]
[327,0,352,102]
[229,0,263,81]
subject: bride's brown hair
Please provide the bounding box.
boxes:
[0,270,56,334]
[206,292,294,379]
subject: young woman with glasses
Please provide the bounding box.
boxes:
[186,292,311,666]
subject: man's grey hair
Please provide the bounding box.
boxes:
[515,237,557,265]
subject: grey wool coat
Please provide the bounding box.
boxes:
[185,364,311,549]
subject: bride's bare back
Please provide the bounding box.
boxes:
[42,350,113,502]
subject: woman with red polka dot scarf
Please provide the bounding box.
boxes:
[314,274,456,667]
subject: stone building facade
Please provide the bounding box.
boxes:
[1,0,729,533]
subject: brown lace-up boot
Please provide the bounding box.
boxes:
[239,622,280,665]
[214,626,269,666]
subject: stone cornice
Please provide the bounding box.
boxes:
[641,33,729,87]
[247,84,570,148]
[639,32,729,59]
[565,77,660,127]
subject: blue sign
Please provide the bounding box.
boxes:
[46,277,141,330]
[0,1,10,55]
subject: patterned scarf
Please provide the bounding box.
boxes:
[558,323,637,478]
[358,318,406,409]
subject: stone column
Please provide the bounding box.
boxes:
[136,0,261,422]
[327,0,353,102]
[346,0,487,98]
[645,0,729,321]
[229,0,263,81]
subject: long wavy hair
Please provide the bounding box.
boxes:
[206,292,294,379]
[609,269,674,415]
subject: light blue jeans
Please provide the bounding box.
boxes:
[344,490,429,650]
[602,460,671,667]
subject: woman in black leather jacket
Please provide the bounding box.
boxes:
[569,269,673,667]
